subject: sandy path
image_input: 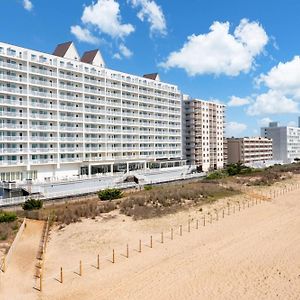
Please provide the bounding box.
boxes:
[0,219,44,300]
[41,183,300,300]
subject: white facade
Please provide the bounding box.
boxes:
[0,41,182,182]
[227,137,273,164]
[261,122,300,163]
[183,96,225,172]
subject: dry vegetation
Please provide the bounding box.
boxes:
[119,181,238,220]
[0,218,23,256]
[230,169,294,186]
[18,200,118,225]
[11,164,300,227]
[19,180,239,225]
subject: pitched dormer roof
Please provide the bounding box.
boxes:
[53,41,80,61]
[81,49,105,67]
[143,73,160,81]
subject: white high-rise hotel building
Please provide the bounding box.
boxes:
[0,41,183,181]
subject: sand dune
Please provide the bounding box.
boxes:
[39,181,300,300]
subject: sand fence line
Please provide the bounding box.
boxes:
[39,183,300,291]
[37,215,51,292]
[0,217,27,273]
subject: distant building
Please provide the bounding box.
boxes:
[227,137,273,164]
[183,96,225,172]
[261,120,300,163]
[223,137,228,166]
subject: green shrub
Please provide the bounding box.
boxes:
[144,185,153,191]
[22,198,43,211]
[0,211,17,223]
[206,171,226,180]
[97,188,123,201]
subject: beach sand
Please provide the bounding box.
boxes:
[39,180,300,300]
[2,178,300,300]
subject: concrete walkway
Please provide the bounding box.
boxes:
[0,219,44,300]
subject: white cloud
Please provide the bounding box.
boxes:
[247,90,299,116]
[81,0,135,39]
[71,25,99,45]
[258,117,272,127]
[257,56,300,99]
[130,0,166,36]
[113,53,122,60]
[160,19,268,76]
[119,43,133,58]
[226,121,247,137]
[228,96,251,107]
[23,0,33,11]
[113,43,133,59]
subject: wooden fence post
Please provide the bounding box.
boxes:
[180,225,182,236]
[203,215,206,226]
[97,254,100,269]
[40,271,43,292]
[150,235,153,248]
[171,228,173,240]
[79,260,82,276]
[222,209,224,218]
[112,249,115,263]
[161,232,164,244]
[2,257,6,273]
[139,240,142,253]
[60,267,63,283]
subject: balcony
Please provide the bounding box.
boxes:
[59,84,82,92]
[0,61,27,71]
[0,159,27,166]
[0,136,27,141]
[30,102,57,110]
[30,114,56,120]
[31,125,57,131]
[60,74,83,82]
[60,126,83,132]
[59,94,82,102]
[0,148,27,154]
[30,68,57,77]
[60,147,83,152]
[0,124,26,130]
[0,74,26,83]
[30,90,57,98]
[30,136,57,141]
[0,86,26,94]
[30,79,57,88]
[30,148,58,153]
[30,159,57,164]
[0,111,27,118]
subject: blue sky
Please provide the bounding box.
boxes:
[1,0,300,136]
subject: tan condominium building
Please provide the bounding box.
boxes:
[227,137,273,164]
[183,96,225,172]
